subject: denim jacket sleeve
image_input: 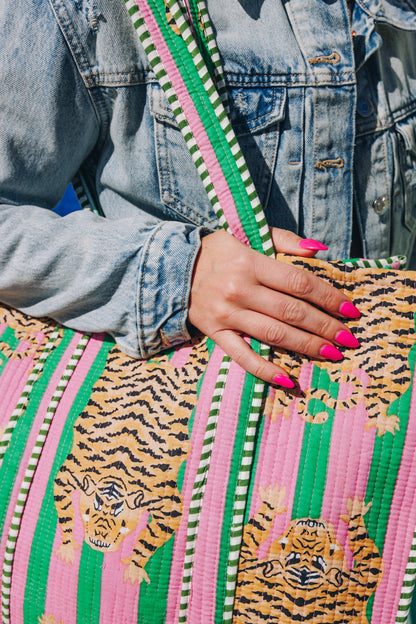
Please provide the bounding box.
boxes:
[0,0,205,358]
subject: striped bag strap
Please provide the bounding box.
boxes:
[123,0,277,619]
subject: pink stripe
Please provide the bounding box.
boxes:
[9,335,104,624]
[0,331,54,429]
[252,363,312,559]
[372,381,416,624]
[137,0,250,245]
[166,345,224,622]
[320,368,374,568]
[187,359,246,623]
[170,343,193,368]
[0,355,36,428]
[45,491,87,624]
[99,516,148,624]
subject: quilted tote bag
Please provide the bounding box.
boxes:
[1,1,416,623]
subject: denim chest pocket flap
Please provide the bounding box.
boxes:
[150,84,287,224]
[359,0,416,30]
[395,115,416,231]
[227,86,287,136]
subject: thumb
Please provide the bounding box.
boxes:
[270,228,328,256]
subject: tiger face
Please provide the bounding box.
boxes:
[268,518,349,592]
[79,475,144,552]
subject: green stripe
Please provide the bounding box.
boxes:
[137,537,175,624]
[23,339,113,624]
[77,545,103,624]
[0,327,19,373]
[0,330,73,531]
[292,365,336,519]
[365,328,416,621]
[215,371,259,621]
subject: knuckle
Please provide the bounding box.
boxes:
[297,335,315,355]
[316,316,335,337]
[318,288,337,312]
[281,300,306,325]
[213,300,233,325]
[289,269,314,298]
[222,277,241,304]
[232,253,252,277]
[251,360,270,380]
[264,323,286,346]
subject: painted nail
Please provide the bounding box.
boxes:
[273,374,296,389]
[339,301,361,319]
[335,330,360,348]
[320,344,343,361]
[298,238,328,251]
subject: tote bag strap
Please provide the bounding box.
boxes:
[123,1,278,619]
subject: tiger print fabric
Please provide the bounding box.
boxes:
[0,256,415,624]
[53,339,208,585]
[265,255,416,436]
[233,486,382,623]
[0,304,64,361]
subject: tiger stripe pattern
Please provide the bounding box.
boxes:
[233,485,382,623]
[265,369,365,424]
[53,338,208,585]
[0,304,64,360]
[267,256,416,436]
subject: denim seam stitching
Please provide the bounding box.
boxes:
[49,0,94,78]
[137,223,165,359]
[179,234,200,341]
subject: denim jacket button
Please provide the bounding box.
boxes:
[373,196,388,215]
[357,97,374,117]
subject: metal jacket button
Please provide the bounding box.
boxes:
[357,98,374,117]
[373,195,388,215]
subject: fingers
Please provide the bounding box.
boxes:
[253,254,357,320]
[229,308,350,361]
[270,228,328,256]
[188,229,361,387]
[243,286,357,347]
[212,329,296,387]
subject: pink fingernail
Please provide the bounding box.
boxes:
[335,330,360,348]
[320,345,343,361]
[339,301,361,318]
[273,374,296,389]
[298,238,328,251]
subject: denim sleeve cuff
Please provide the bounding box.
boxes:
[136,221,206,358]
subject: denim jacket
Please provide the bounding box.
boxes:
[0,0,415,357]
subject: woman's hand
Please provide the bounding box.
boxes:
[188,228,360,387]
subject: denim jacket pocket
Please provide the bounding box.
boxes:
[358,0,416,30]
[150,83,286,224]
[228,86,287,210]
[394,114,416,233]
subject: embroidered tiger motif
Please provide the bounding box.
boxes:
[233,484,382,623]
[267,256,416,436]
[0,303,63,360]
[53,338,208,585]
[265,369,365,424]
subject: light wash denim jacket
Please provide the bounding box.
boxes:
[0,0,415,357]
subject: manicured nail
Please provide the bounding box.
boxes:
[320,345,343,361]
[339,301,361,318]
[273,374,296,389]
[298,238,328,251]
[335,330,360,348]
